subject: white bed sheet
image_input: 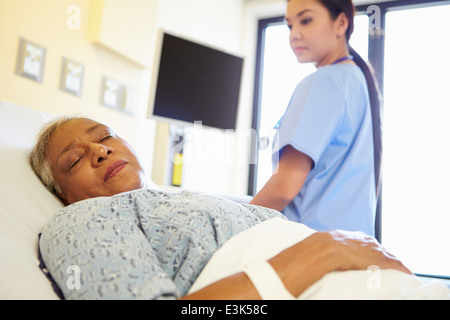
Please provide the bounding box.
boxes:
[190,218,450,300]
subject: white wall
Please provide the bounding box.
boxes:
[156,0,243,54]
[0,0,157,183]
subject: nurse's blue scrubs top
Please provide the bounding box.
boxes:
[273,64,376,236]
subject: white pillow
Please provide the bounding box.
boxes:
[0,100,63,299]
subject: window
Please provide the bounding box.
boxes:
[382,2,450,277]
[251,0,450,279]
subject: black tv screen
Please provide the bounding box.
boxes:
[149,32,243,130]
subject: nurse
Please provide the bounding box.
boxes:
[250,0,382,236]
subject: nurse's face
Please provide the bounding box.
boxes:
[286,0,349,67]
[46,118,147,205]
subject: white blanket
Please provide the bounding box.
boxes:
[189,218,450,300]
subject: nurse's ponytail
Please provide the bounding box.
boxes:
[349,46,382,198]
[318,0,383,197]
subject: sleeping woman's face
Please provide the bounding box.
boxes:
[46,118,146,205]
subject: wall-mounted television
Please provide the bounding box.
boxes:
[148,31,244,130]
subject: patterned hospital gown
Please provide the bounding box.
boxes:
[39,189,284,300]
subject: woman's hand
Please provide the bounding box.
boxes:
[324,230,412,275]
[183,229,412,300]
[269,230,412,298]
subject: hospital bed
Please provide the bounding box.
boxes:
[0,100,448,300]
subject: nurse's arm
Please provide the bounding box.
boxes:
[250,145,312,212]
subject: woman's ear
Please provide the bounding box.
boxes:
[335,12,349,38]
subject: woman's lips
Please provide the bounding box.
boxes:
[293,46,307,54]
[104,160,128,182]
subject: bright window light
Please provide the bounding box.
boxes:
[382,4,450,277]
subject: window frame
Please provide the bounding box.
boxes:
[249,0,450,281]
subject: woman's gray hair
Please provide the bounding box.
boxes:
[30,116,78,195]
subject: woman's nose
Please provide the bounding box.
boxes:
[290,25,302,41]
[92,144,113,166]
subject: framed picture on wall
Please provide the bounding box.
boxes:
[101,76,122,110]
[15,37,46,83]
[60,57,84,97]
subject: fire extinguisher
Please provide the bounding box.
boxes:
[172,135,183,187]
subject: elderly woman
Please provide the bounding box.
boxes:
[31,116,415,300]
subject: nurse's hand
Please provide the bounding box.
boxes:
[250,145,313,212]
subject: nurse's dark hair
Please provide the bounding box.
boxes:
[288,0,382,196]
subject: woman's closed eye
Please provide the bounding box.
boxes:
[69,154,84,170]
[97,127,116,143]
[99,135,112,143]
